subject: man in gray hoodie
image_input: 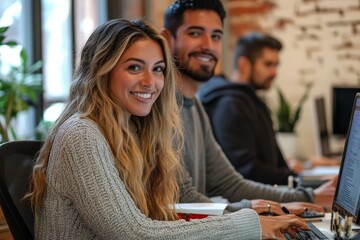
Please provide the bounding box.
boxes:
[162,0,336,214]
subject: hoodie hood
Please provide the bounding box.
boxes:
[198,75,255,104]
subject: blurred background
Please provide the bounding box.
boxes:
[1,0,359,159]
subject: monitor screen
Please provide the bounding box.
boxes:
[332,86,360,136]
[332,93,360,224]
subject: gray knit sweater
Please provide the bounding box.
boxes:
[180,97,315,205]
[35,115,261,239]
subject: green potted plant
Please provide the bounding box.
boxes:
[0,26,43,142]
[274,81,313,158]
[275,81,313,133]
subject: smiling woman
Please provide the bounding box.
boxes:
[109,38,165,117]
[24,18,262,240]
[26,18,186,239]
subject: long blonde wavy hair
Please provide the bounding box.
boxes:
[27,19,184,221]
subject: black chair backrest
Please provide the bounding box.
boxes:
[0,140,43,240]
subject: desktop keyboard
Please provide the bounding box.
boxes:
[283,222,329,240]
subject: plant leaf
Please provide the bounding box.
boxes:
[24,73,43,86]
[27,60,43,73]
[290,82,313,130]
[20,48,28,73]
[276,87,292,132]
[3,41,18,46]
[9,126,17,140]
[0,26,9,34]
[276,82,313,133]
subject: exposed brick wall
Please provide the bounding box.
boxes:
[223,0,360,157]
[147,0,360,157]
[226,0,360,84]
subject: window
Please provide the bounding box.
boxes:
[0,0,25,76]
[0,0,35,140]
[42,0,107,122]
[41,0,72,104]
[0,0,135,139]
[74,0,107,65]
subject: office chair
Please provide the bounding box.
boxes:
[0,140,43,240]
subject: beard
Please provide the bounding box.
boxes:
[179,64,215,82]
[249,70,275,90]
[174,52,218,83]
[255,77,274,90]
[250,78,269,90]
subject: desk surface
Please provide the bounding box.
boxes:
[312,213,335,239]
[312,213,359,239]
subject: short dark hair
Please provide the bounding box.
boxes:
[164,0,226,37]
[233,32,283,69]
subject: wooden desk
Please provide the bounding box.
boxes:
[0,208,13,240]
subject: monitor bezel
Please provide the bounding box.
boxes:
[332,92,360,224]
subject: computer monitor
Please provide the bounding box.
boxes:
[332,93,360,225]
[332,86,360,136]
[313,96,342,157]
[314,97,332,156]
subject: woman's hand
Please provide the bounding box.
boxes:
[259,214,309,239]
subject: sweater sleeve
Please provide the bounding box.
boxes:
[179,166,253,211]
[179,170,214,203]
[48,117,261,240]
[226,200,252,212]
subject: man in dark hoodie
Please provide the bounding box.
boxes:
[198,33,298,185]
